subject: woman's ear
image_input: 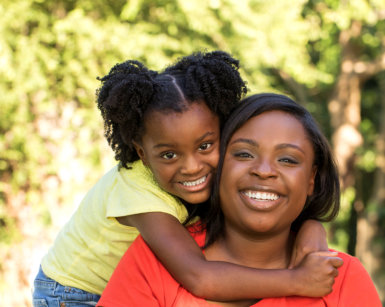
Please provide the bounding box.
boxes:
[132,140,147,166]
[307,166,317,196]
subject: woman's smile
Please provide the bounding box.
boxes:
[219,110,316,235]
[241,189,281,210]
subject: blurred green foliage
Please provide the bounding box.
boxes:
[1,0,384,305]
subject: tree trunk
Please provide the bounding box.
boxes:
[356,73,385,301]
[328,21,363,190]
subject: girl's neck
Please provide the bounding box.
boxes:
[205,227,294,269]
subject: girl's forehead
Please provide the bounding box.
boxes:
[147,101,217,121]
[143,102,220,139]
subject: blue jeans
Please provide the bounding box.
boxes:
[32,266,101,307]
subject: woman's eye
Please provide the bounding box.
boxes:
[161,152,176,160]
[234,151,253,158]
[199,142,212,151]
[279,157,298,164]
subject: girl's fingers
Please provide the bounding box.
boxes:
[332,268,339,277]
[330,256,343,268]
[310,251,344,268]
[311,251,338,257]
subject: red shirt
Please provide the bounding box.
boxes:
[98,224,381,307]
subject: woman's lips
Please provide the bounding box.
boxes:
[241,189,281,210]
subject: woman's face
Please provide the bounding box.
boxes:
[219,110,316,236]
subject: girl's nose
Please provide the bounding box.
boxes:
[180,154,203,175]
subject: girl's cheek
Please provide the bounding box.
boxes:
[206,153,220,170]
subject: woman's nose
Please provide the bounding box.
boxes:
[251,159,277,178]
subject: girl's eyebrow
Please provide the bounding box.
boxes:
[153,143,175,149]
[229,138,305,154]
[197,131,216,143]
[153,131,216,149]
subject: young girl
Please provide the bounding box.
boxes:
[33,52,331,307]
[97,93,380,306]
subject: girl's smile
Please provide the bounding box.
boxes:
[134,101,220,204]
[179,174,209,189]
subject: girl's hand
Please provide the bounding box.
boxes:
[289,219,328,269]
[292,251,343,297]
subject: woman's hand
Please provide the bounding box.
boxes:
[292,251,343,297]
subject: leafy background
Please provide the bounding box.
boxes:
[1,0,384,305]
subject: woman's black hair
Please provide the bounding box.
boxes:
[203,93,340,247]
[96,51,247,168]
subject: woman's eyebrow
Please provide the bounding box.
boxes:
[276,143,305,154]
[229,139,306,154]
[229,138,257,146]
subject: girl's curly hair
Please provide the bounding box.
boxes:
[96,51,247,168]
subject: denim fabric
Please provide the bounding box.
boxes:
[32,266,101,307]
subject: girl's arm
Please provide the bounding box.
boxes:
[118,212,342,301]
[289,219,328,268]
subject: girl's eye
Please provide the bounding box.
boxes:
[199,142,212,151]
[161,152,177,160]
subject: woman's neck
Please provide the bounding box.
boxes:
[205,226,294,270]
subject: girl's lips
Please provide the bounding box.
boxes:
[178,174,211,192]
[181,175,208,187]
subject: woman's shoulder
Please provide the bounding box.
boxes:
[253,250,381,307]
[333,250,368,276]
[328,250,381,306]
[331,249,371,283]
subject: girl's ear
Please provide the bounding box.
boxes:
[132,140,147,166]
[307,166,317,196]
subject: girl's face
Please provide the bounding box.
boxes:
[134,102,220,204]
[219,110,316,236]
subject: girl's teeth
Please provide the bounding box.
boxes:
[182,176,206,187]
[244,191,279,200]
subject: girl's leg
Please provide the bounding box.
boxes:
[32,266,101,307]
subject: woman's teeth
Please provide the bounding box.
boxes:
[243,191,279,201]
[182,176,207,187]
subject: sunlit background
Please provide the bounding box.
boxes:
[1,0,385,306]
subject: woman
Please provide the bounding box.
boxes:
[98,93,381,306]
